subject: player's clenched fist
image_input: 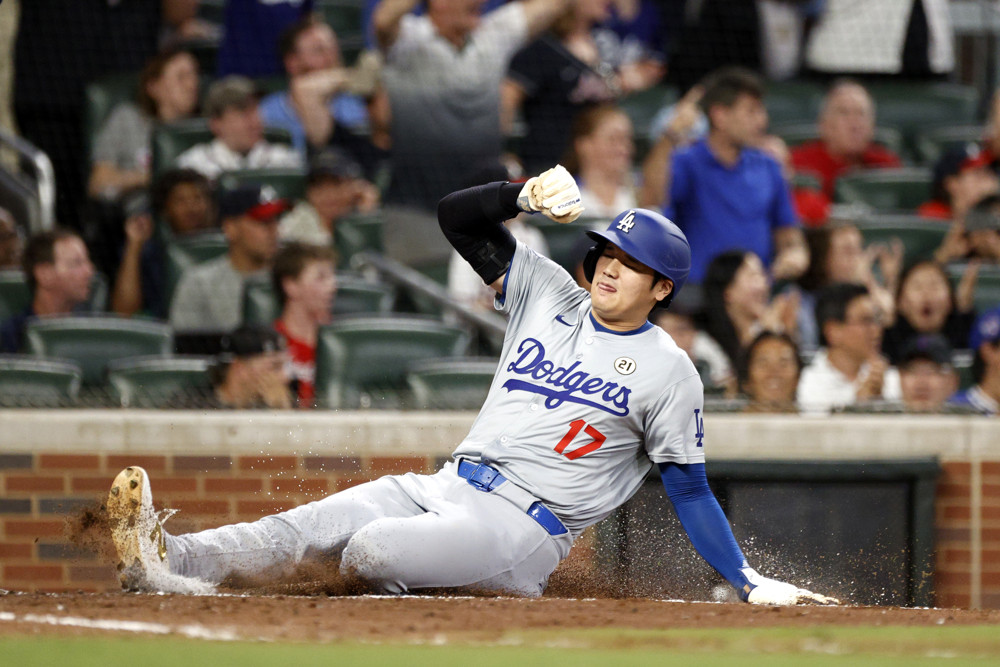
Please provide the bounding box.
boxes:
[517,164,585,224]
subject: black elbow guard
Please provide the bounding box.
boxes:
[438,182,521,284]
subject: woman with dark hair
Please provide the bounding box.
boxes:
[882,259,979,365]
[739,331,802,413]
[698,250,799,370]
[501,0,663,174]
[798,220,901,351]
[88,46,200,201]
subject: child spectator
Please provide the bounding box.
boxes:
[272,243,337,408]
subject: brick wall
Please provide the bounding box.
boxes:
[2,411,998,607]
[0,451,441,592]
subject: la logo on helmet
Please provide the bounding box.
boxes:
[616,211,636,233]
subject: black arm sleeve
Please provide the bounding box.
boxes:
[437,181,523,284]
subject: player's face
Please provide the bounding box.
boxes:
[285,259,337,324]
[900,359,956,412]
[819,84,875,158]
[744,337,799,407]
[590,243,671,330]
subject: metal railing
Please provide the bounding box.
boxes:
[0,129,56,234]
[350,251,508,353]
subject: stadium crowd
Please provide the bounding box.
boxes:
[0,0,998,415]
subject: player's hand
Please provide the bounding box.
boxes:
[517,164,584,223]
[747,578,840,606]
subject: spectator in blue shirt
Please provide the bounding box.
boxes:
[258,14,370,158]
[950,306,1000,416]
[651,67,807,285]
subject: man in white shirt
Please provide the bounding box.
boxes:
[169,184,289,333]
[372,0,569,211]
[177,76,302,180]
[797,282,900,415]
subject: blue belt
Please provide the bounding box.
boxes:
[456,460,568,536]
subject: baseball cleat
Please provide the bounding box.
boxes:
[107,466,215,595]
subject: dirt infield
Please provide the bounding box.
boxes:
[3,590,1000,643]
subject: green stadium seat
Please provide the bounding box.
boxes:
[763,80,824,126]
[84,72,140,161]
[791,171,822,192]
[164,232,230,307]
[152,119,294,175]
[107,355,213,408]
[315,315,471,408]
[946,264,1000,316]
[243,273,396,326]
[23,317,173,386]
[0,270,30,321]
[865,82,980,153]
[913,125,986,167]
[217,168,307,202]
[406,357,498,409]
[534,219,593,274]
[855,214,948,268]
[0,355,83,407]
[334,213,384,264]
[772,123,907,159]
[834,168,933,212]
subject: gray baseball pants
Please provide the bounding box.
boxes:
[165,462,573,596]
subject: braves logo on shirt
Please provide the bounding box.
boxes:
[503,338,632,416]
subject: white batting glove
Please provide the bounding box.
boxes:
[743,568,840,606]
[517,164,585,224]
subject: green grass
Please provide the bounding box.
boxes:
[4,626,1000,666]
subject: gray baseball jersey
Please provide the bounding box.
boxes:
[157,240,706,596]
[454,241,706,536]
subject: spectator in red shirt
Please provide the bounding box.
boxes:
[918,143,999,221]
[272,242,337,408]
[790,79,902,200]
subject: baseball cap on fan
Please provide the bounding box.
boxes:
[218,183,289,221]
[932,143,994,198]
[899,334,953,368]
[970,306,1000,351]
[218,325,286,360]
[307,149,362,185]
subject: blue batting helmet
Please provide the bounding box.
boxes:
[583,208,691,306]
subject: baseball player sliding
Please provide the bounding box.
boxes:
[107,165,838,605]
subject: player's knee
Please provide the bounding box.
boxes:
[340,523,406,594]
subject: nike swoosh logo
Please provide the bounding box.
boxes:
[554,315,573,327]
